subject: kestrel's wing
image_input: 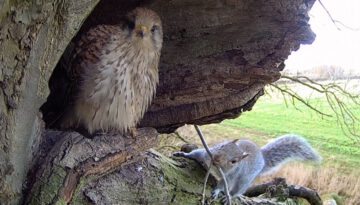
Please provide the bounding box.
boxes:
[43,25,120,128]
[65,25,121,110]
[69,25,120,83]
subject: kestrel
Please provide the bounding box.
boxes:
[59,7,163,135]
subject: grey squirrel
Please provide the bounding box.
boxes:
[173,134,321,200]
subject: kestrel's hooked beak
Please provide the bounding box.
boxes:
[136,25,148,38]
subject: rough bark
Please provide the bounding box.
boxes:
[0,0,316,204]
[25,129,300,205]
[25,128,161,205]
[141,0,316,132]
[0,0,100,203]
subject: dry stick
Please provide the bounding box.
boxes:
[194,125,214,205]
[173,131,192,144]
[217,167,232,205]
[194,125,232,205]
[317,0,341,31]
[317,0,360,31]
[202,164,212,205]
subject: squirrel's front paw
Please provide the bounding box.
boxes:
[172,151,186,157]
[219,195,232,205]
[235,194,248,203]
[211,188,223,200]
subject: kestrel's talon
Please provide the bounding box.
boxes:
[130,127,137,138]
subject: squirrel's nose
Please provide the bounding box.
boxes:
[213,154,222,166]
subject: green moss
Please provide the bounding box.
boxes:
[153,150,212,203]
[54,198,67,205]
[28,166,67,205]
[71,175,96,205]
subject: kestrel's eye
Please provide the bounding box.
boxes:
[128,21,135,30]
[151,25,159,33]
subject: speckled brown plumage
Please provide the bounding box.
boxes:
[60,8,163,134]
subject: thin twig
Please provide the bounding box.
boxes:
[157,145,179,151]
[318,0,360,31]
[270,83,332,117]
[218,167,232,204]
[194,125,232,205]
[173,131,192,144]
[318,0,341,31]
[273,75,360,140]
[333,20,360,31]
[194,125,213,156]
[202,164,212,205]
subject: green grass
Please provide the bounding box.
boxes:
[203,95,360,172]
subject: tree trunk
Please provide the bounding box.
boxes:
[25,129,300,205]
[0,0,316,204]
[0,1,100,204]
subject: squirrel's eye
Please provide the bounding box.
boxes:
[151,25,159,33]
[230,160,237,164]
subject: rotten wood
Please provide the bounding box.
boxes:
[25,128,159,204]
[244,178,323,205]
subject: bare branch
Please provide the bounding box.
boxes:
[270,83,332,117]
[318,0,341,30]
[245,178,323,205]
[318,0,360,31]
[272,75,360,140]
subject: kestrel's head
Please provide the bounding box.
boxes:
[126,8,163,52]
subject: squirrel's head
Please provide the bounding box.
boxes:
[212,139,249,171]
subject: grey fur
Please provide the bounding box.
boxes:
[261,134,321,175]
[173,134,321,199]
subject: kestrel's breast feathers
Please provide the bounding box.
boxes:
[60,8,163,134]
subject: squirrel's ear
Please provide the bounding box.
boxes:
[231,152,249,164]
[231,139,240,144]
[241,152,249,159]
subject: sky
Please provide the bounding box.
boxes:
[284,0,360,72]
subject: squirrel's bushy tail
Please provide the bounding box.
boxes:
[260,134,321,175]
